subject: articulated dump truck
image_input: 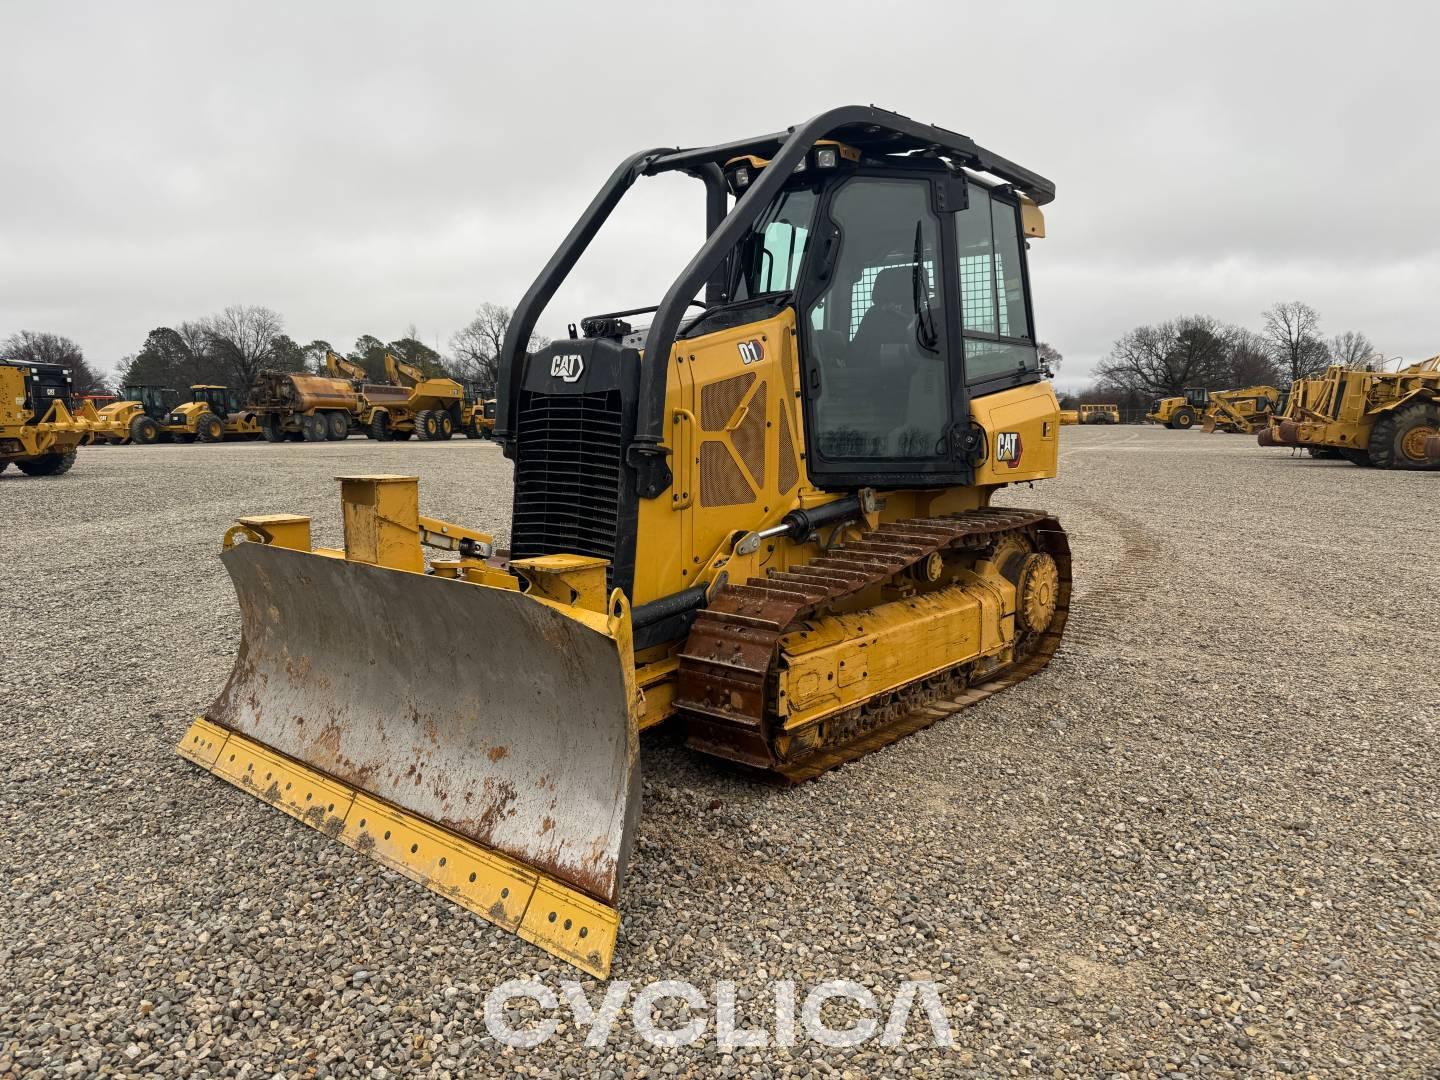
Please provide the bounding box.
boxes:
[179,106,1072,976]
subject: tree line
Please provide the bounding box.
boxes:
[1084,301,1373,410]
[2,303,542,401]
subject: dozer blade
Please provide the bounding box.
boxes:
[178,541,640,978]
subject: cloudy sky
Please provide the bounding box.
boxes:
[3,0,1437,388]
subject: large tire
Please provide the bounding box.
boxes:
[438,411,455,440]
[370,411,393,441]
[195,413,223,443]
[302,413,328,442]
[129,415,160,445]
[1339,448,1373,467]
[1171,407,1196,430]
[1366,401,1440,470]
[16,449,78,476]
[326,411,349,441]
[464,416,480,439]
[260,414,285,442]
[415,410,438,440]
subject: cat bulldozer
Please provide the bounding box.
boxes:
[178,107,1071,977]
[364,354,464,440]
[93,385,181,444]
[1257,357,1440,468]
[1,359,93,475]
[162,385,262,443]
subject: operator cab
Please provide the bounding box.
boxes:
[123,385,180,420]
[500,105,1055,495]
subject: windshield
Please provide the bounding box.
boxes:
[730,186,818,303]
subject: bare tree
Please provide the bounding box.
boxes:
[1225,326,1282,387]
[1329,330,1375,369]
[205,305,284,389]
[449,303,546,394]
[1094,316,1233,399]
[1262,301,1329,384]
[1037,342,1062,377]
[2,330,108,394]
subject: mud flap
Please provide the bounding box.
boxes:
[179,541,641,977]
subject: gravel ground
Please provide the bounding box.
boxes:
[1,427,1436,1078]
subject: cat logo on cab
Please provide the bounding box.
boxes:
[996,431,1022,465]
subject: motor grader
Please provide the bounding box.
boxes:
[364,353,464,440]
[179,107,1070,977]
[1257,358,1439,468]
[161,385,262,443]
[0,359,93,475]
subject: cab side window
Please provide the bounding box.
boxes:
[954,187,1037,389]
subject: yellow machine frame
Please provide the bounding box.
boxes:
[1260,358,1440,467]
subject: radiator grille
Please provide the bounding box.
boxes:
[511,389,625,582]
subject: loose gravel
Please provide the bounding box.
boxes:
[1,427,1436,1078]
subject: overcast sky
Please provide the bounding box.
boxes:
[3,0,1437,387]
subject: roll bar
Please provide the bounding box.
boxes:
[495,105,1056,498]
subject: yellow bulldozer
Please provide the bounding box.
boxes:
[1257,358,1440,468]
[177,107,1071,976]
[1,358,93,475]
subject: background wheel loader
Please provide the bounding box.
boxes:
[179,107,1071,977]
[1,359,93,476]
[459,382,497,439]
[1150,385,1279,433]
[1257,357,1439,468]
[161,385,262,443]
[93,385,181,445]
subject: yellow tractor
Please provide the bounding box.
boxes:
[1146,388,1208,429]
[162,385,262,443]
[92,385,181,444]
[1257,358,1440,468]
[459,382,497,439]
[178,107,1071,977]
[1,358,93,475]
[363,354,464,440]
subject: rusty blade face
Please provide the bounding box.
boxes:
[208,542,640,905]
